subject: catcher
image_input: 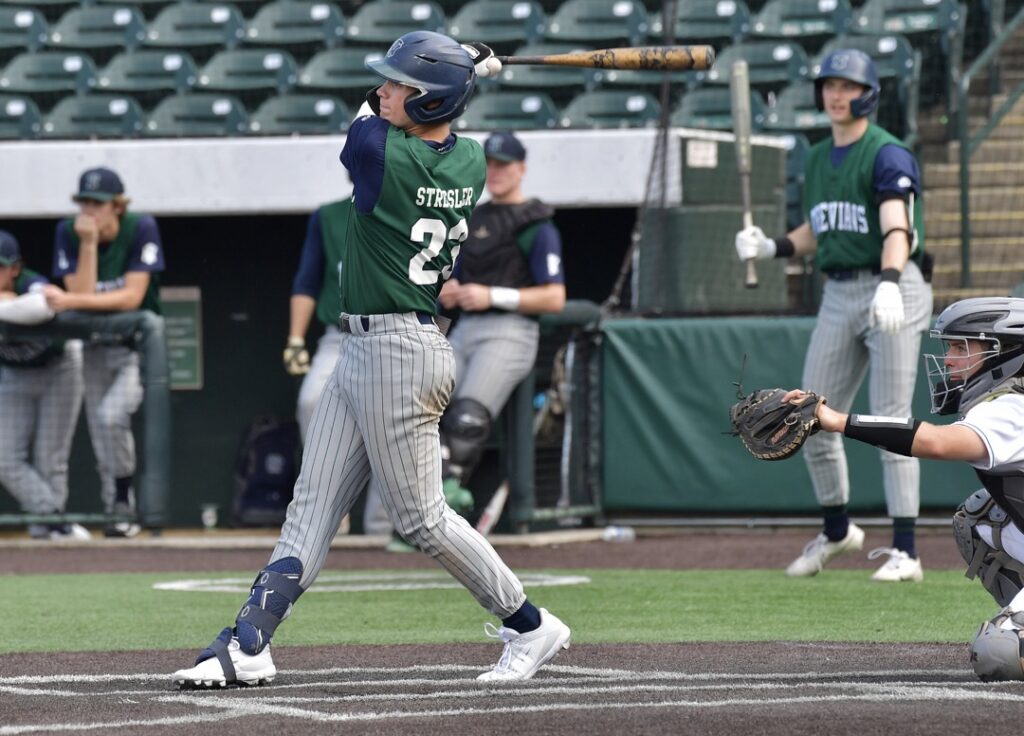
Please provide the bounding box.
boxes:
[733,297,1024,681]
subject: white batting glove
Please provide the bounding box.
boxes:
[734,225,776,261]
[870,281,905,335]
[283,337,310,376]
[461,41,502,78]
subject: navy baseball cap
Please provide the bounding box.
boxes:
[73,167,124,202]
[483,131,526,162]
[0,230,20,266]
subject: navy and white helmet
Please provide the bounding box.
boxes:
[925,297,1024,415]
[814,48,880,118]
[366,31,475,124]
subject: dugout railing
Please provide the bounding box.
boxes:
[0,310,170,531]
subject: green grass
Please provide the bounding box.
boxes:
[0,569,997,654]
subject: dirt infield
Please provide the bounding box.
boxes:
[1,528,999,735]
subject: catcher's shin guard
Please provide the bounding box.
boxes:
[954,490,1024,606]
[970,612,1024,681]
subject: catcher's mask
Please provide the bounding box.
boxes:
[924,297,1024,415]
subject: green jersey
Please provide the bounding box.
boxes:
[315,199,352,327]
[803,124,924,273]
[341,125,485,315]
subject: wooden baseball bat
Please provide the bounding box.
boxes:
[496,45,715,72]
[729,59,758,289]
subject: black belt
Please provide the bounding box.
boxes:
[824,267,881,281]
[338,312,436,334]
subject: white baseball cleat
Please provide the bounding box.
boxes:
[477,608,571,682]
[172,637,276,689]
[785,523,865,577]
[868,547,924,582]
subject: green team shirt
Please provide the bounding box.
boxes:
[341,126,485,315]
[316,199,352,327]
[803,124,924,273]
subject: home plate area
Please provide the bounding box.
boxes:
[2,643,1023,736]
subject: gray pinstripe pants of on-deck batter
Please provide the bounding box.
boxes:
[801,260,933,517]
[82,345,143,512]
[0,341,84,513]
[272,312,526,616]
[448,312,540,417]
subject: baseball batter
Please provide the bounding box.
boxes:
[438,130,565,486]
[0,230,88,541]
[173,31,570,689]
[47,167,165,538]
[782,297,1024,680]
[735,49,933,581]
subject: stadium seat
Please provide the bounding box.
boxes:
[196,48,298,108]
[249,92,348,135]
[46,6,148,65]
[851,0,965,106]
[817,33,921,145]
[40,92,145,138]
[701,41,811,95]
[454,90,559,131]
[447,0,547,54]
[144,4,247,64]
[0,93,42,138]
[749,0,853,53]
[97,50,198,109]
[0,8,48,66]
[649,0,751,47]
[762,81,831,142]
[145,92,249,136]
[296,46,383,107]
[0,0,77,24]
[670,85,766,131]
[0,51,98,109]
[345,0,446,45]
[245,1,346,58]
[93,0,180,21]
[559,89,661,129]
[544,0,650,47]
[496,42,600,105]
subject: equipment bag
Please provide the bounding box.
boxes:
[231,416,300,526]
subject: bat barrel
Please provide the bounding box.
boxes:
[496,45,715,72]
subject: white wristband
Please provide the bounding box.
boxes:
[490,287,520,311]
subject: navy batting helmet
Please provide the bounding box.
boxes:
[366,31,475,125]
[814,49,880,118]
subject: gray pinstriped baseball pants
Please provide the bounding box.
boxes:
[801,260,933,518]
[448,312,540,417]
[272,312,526,617]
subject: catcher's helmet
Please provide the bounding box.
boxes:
[925,297,1024,415]
[366,31,475,125]
[814,49,880,118]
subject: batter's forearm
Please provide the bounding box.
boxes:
[289,295,316,338]
[515,284,566,315]
[787,222,817,257]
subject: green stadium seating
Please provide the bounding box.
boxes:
[345,0,446,45]
[244,1,346,58]
[749,0,853,53]
[46,6,148,65]
[145,92,249,136]
[544,0,650,47]
[40,92,145,138]
[762,81,831,142]
[0,93,42,138]
[670,85,766,131]
[0,51,98,109]
[97,50,198,109]
[649,0,751,46]
[93,0,180,21]
[296,46,384,106]
[447,0,546,54]
[0,8,48,65]
[144,4,247,64]
[496,43,600,105]
[0,0,77,24]
[196,48,298,108]
[702,40,811,94]
[249,92,349,135]
[454,90,559,131]
[559,89,661,128]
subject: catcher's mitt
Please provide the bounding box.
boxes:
[729,388,826,461]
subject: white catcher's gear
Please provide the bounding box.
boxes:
[970,610,1024,681]
[952,488,1024,607]
[870,281,905,335]
[734,225,776,261]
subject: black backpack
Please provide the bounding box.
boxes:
[231,416,300,526]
